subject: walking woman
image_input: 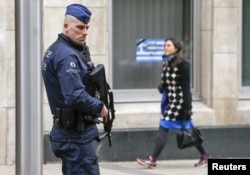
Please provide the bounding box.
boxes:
[136,37,211,168]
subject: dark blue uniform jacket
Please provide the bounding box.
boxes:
[42,34,103,117]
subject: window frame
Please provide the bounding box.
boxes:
[239,0,250,99]
[108,0,201,102]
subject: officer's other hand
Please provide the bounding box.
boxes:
[100,105,108,123]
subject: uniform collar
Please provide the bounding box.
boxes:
[58,33,84,51]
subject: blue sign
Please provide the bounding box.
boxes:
[136,38,164,62]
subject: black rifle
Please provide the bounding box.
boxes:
[90,64,115,147]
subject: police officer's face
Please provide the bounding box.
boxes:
[64,18,89,46]
[164,40,177,56]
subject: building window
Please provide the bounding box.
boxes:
[111,0,196,102]
[242,0,250,87]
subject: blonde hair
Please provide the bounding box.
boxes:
[64,14,76,24]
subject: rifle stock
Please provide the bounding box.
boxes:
[90,64,115,147]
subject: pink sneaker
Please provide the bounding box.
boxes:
[194,155,212,167]
[136,156,156,168]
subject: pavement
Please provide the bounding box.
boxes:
[0,159,208,175]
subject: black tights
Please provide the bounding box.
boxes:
[151,126,209,161]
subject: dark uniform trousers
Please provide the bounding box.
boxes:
[50,121,100,175]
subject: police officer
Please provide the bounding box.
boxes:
[42,4,108,175]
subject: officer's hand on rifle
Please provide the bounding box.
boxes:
[100,105,108,123]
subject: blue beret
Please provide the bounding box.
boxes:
[65,4,91,24]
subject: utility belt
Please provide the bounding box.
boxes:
[53,108,98,133]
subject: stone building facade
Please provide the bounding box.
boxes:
[0,0,249,165]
